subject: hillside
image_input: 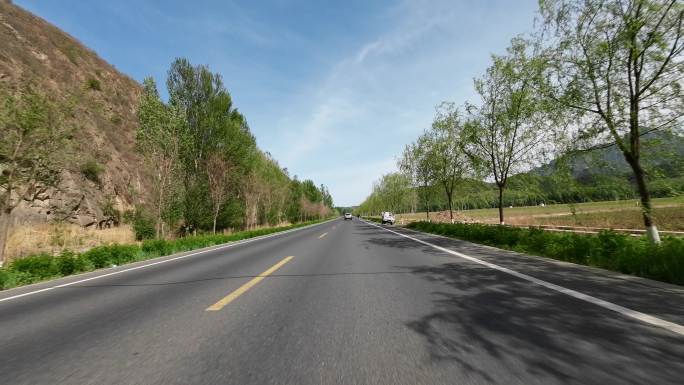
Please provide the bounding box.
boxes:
[536,131,684,182]
[0,0,149,228]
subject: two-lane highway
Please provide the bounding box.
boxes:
[1,218,683,384]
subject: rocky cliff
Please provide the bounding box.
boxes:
[0,1,150,228]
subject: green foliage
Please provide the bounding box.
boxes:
[135,59,333,235]
[141,239,172,256]
[100,196,121,223]
[132,212,156,241]
[0,219,325,290]
[9,253,58,280]
[79,244,139,269]
[0,87,71,213]
[80,160,104,185]
[407,221,684,285]
[85,78,101,91]
[55,250,89,275]
[356,172,413,215]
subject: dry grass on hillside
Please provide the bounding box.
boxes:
[6,223,135,260]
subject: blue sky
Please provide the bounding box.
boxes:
[17,0,538,206]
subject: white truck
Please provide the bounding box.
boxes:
[381,212,395,225]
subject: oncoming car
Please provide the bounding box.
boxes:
[344,212,353,220]
[381,212,395,225]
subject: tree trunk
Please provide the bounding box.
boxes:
[0,209,12,267]
[447,193,454,224]
[421,184,430,222]
[629,159,661,243]
[212,206,220,234]
[156,203,162,239]
[156,173,165,239]
[498,185,505,225]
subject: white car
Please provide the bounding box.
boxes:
[381,212,395,225]
[344,212,353,220]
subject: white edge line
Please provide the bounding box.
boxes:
[364,220,684,337]
[0,219,335,304]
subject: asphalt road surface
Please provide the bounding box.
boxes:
[1,218,683,385]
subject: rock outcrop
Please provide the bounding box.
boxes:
[1,2,151,227]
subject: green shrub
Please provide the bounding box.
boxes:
[8,253,58,281]
[82,246,112,269]
[55,250,89,275]
[141,239,172,256]
[0,269,16,290]
[106,244,139,265]
[86,78,101,91]
[82,244,139,268]
[133,215,155,241]
[407,221,684,285]
[81,160,104,185]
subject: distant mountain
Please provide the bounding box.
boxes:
[534,131,684,181]
[0,0,150,227]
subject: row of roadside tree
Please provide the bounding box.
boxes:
[136,58,334,238]
[357,0,683,244]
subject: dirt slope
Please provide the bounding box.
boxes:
[0,0,150,228]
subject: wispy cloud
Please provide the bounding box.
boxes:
[269,0,532,205]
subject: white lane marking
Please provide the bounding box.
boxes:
[365,221,684,337]
[0,220,336,304]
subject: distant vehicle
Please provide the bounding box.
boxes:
[344,212,353,220]
[381,212,395,225]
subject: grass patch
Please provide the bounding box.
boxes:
[80,160,104,185]
[0,219,328,290]
[406,221,684,286]
[85,78,101,91]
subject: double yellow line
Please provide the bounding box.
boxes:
[206,256,293,311]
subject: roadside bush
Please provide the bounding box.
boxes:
[0,269,14,290]
[407,221,684,285]
[83,244,139,268]
[0,219,324,291]
[107,244,139,265]
[141,239,172,256]
[132,214,155,241]
[55,250,89,275]
[82,246,111,269]
[8,253,58,281]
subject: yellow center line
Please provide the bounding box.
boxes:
[206,256,294,311]
[319,232,328,239]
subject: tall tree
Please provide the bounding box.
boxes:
[429,102,472,223]
[538,0,684,243]
[400,133,436,220]
[206,153,234,234]
[166,58,256,231]
[0,88,71,265]
[464,39,554,225]
[136,77,185,238]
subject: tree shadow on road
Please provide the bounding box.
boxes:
[399,262,684,385]
[359,222,684,324]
